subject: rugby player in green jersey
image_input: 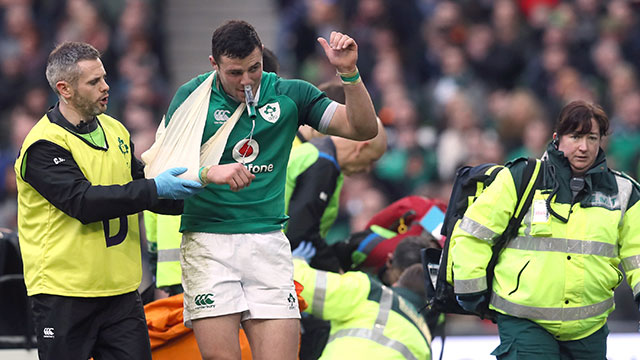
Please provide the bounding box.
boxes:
[164,20,378,360]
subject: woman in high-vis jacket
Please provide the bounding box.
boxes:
[450,100,640,359]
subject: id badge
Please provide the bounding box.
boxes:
[531,199,549,223]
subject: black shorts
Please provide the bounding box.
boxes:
[31,290,151,360]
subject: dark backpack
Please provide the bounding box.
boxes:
[422,158,542,322]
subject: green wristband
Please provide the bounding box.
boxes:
[198,166,211,184]
[340,72,361,84]
[337,67,361,84]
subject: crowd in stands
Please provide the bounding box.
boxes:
[0,0,167,228]
[1,0,639,341]
[274,0,640,242]
[1,0,640,233]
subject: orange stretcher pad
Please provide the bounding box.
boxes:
[145,281,307,359]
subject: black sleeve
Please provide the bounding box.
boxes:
[23,140,182,225]
[130,140,146,180]
[285,158,341,272]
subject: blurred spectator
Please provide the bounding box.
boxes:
[606,0,640,73]
[494,89,546,153]
[122,102,157,159]
[487,0,528,89]
[506,117,552,161]
[521,43,569,110]
[22,84,51,117]
[606,62,638,112]
[436,91,483,180]
[56,0,110,54]
[374,123,438,200]
[607,90,640,174]
[0,106,37,228]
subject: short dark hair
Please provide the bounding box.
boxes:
[46,42,100,95]
[211,20,262,64]
[555,100,609,137]
[392,235,432,272]
[263,47,280,74]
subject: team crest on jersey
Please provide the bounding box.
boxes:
[259,102,280,123]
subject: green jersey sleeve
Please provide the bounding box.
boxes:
[274,78,337,133]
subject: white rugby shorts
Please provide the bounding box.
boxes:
[181,231,300,327]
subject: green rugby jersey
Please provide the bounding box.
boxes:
[166,71,337,233]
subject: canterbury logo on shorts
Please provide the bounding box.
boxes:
[194,293,216,308]
[43,327,55,339]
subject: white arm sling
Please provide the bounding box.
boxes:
[141,71,245,182]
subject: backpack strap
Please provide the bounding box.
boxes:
[492,158,543,248]
[512,158,543,224]
[482,158,542,319]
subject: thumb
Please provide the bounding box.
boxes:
[317,37,331,54]
[168,167,188,176]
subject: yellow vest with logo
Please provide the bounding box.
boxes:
[15,113,141,297]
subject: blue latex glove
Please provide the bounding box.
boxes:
[154,167,203,200]
[292,241,316,263]
[456,294,486,313]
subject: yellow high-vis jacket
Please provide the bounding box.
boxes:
[145,212,182,287]
[451,147,640,341]
[294,259,431,360]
